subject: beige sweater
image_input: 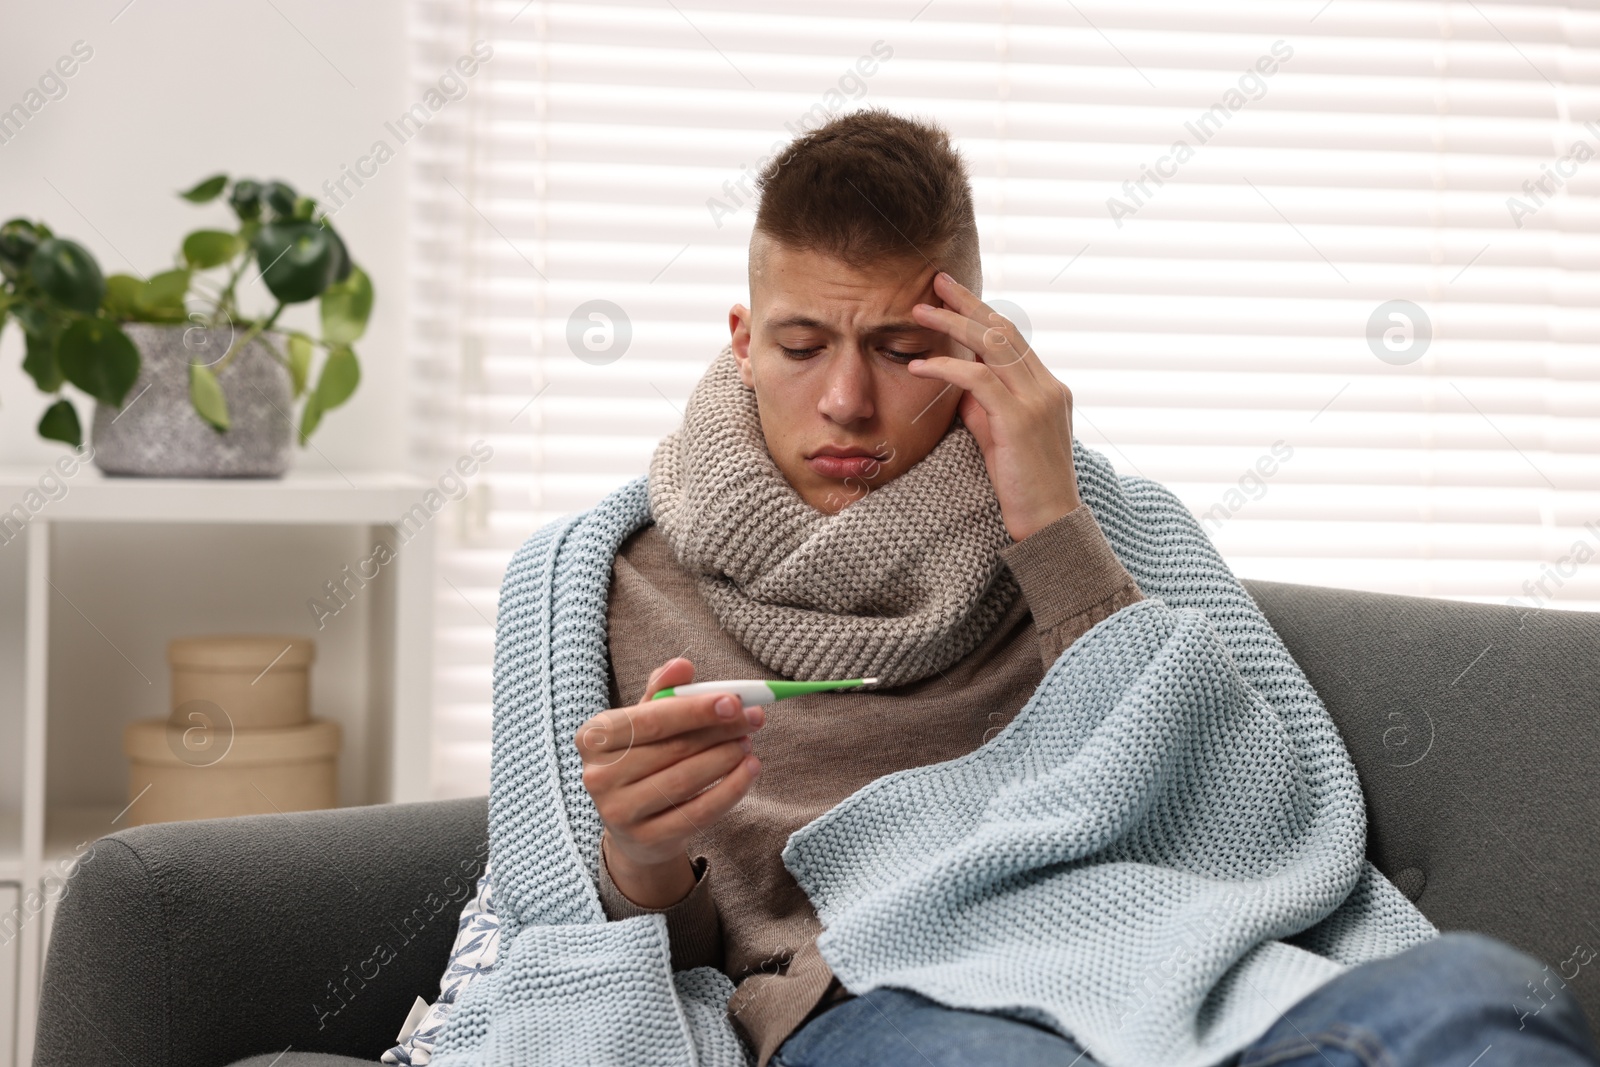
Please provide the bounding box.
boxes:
[597,502,1144,1066]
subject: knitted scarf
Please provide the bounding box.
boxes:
[647,346,1019,689]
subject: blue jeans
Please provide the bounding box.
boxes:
[769,932,1600,1067]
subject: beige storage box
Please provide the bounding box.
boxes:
[168,635,314,729]
[122,717,340,827]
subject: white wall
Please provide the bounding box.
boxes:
[1,1,416,814]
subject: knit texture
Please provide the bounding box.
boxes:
[647,346,1020,688]
[431,437,1439,1067]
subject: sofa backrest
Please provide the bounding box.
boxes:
[1242,578,1600,1032]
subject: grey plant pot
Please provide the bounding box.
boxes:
[90,323,294,478]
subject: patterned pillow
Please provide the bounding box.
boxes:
[381,862,501,1064]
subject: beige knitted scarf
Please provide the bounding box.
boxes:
[646,346,1020,689]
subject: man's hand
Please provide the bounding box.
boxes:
[909,271,1081,541]
[576,657,764,908]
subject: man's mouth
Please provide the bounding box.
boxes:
[806,445,888,481]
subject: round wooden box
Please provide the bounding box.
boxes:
[168,634,315,729]
[122,717,340,827]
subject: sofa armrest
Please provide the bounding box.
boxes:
[34,796,488,1067]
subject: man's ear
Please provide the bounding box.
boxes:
[729,303,755,388]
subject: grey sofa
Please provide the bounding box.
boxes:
[33,579,1600,1066]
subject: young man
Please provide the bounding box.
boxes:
[580,109,1139,1066]
[393,110,1600,1067]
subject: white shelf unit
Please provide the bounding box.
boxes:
[0,467,435,1067]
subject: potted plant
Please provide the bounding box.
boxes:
[0,173,373,476]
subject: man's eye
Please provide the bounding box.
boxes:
[778,344,822,358]
[884,348,929,361]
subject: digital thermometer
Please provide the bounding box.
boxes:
[651,677,878,709]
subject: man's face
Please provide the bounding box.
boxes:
[730,236,973,514]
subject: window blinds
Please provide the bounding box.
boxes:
[409,0,1600,800]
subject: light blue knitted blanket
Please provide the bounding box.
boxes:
[431,440,1437,1067]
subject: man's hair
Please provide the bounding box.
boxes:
[752,108,981,294]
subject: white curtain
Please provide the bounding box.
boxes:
[409,0,1600,798]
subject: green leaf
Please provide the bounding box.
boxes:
[314,344,360,410]
[181,230,242,270]
[22,329,64,392]
[37,398,82,447]
[29,238,106,314]
[325,226,352,283]
[286,333,313,397]
[137,268,191,321]
[0,218,43,269]
[319,265,372,344]
[228,179,262,221]
[292,195,317,221]
[179,174,229,203]
[264,181,298,217]
[188,361,230,432]
[103,270,189,324]
[298,392,324,445]
[12,300,55,337]
[253,222,337,304]
[58,318,140,406]
[102,273,144,319]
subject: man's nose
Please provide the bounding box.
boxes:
[817,349,874,424]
